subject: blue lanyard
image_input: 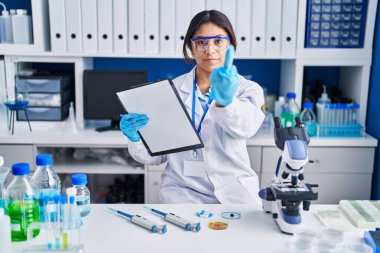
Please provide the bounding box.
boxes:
[192,75,213,134]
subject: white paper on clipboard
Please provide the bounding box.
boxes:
[116,79,204,156]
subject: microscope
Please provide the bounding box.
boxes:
[259,116,318,234]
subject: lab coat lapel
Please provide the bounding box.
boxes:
[181,68,203,117]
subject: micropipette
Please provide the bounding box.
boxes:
[107,208,167,234]
[143,206,201,232]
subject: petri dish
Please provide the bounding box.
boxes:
[221,210,241,220]
[319,228,344,244]
[208,221,228,230]
[344,243,373,253]
[314,238,340,253]
[293,229,318,243]
[289,238,313,253]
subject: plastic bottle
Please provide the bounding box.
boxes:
[31,154,61,222]
[281,92,301,127]
[0,166,10,210]
[318,85,331,104]
[301,102,317,137]
[5,163,40,241]
[12,9,32,44]
[274,96,285,117]
[316,85,331,126]
[0,3,13,43]
[71,174,90,217]
[0,208,11,253]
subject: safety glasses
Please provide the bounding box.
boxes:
[190,36,231,52]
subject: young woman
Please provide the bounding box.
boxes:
[120,10,264,204]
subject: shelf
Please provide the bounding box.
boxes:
[0,50,297,60]
[54,160,144,174]
[0,122,376,147]
[0,0,51,53]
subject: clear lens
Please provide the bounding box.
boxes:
[192,37,230,51]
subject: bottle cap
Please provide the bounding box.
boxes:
[304,101,314,109]
[12,163,30,175]
[16,9,26,15]
[286,92,296,99]
[1,10,9,16]
[53,195,60,204]
[36,154,53,166]
[72,173,88,185]
[60,195,67,204]
[278,96,285,103]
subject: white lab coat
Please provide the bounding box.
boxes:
[127,68,265,204]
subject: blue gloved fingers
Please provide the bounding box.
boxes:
[123,113,148,122]
[120,113,149,142]
[128,119,149,128]
[209,64,239,106]
[223,45,235,70]
[124,116,149,125]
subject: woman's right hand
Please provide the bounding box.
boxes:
[120,113,150,142]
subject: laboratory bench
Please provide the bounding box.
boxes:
[11,204,369,253]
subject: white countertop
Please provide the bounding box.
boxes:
[0,121,377,147]
[11,204,369,253]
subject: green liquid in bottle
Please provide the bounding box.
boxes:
[281,112,301,128]
[8,200,40,241]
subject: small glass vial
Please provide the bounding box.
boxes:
[71,174,90,217]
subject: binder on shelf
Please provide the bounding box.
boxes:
[97,0,113,53]
[81,0,98,53]
[265,0,282,56]
[160,0,175,55]
[206,0,222,11]
[236,0,251,56]
[251,0,266,56]
[191,0,205,17]
[48,0,67,52]
[175,0,191,55]
[221,0,236,31]
[65,0,82,53]
[113,0,128,54]
[144,0,159,54]
[281,0,298,57]
[129,0,144,54]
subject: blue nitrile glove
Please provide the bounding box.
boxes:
[120,113,149,142]
[209,45,239,106]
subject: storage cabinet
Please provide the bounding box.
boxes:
[0,144,35,168]
[147,163,167,204]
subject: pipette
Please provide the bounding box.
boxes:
[107,208,167,234]
[143,206,201,232]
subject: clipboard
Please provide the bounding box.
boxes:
[116,79,204,156]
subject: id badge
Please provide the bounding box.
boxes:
[184,160,207,177]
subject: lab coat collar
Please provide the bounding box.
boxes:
[181,67,204,117]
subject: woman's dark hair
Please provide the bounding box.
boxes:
[183,10,237,63]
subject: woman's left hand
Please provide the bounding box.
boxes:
[210,45,238,107]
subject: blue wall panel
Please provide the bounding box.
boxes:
[368,4,380,199]
[94,58,281,96]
